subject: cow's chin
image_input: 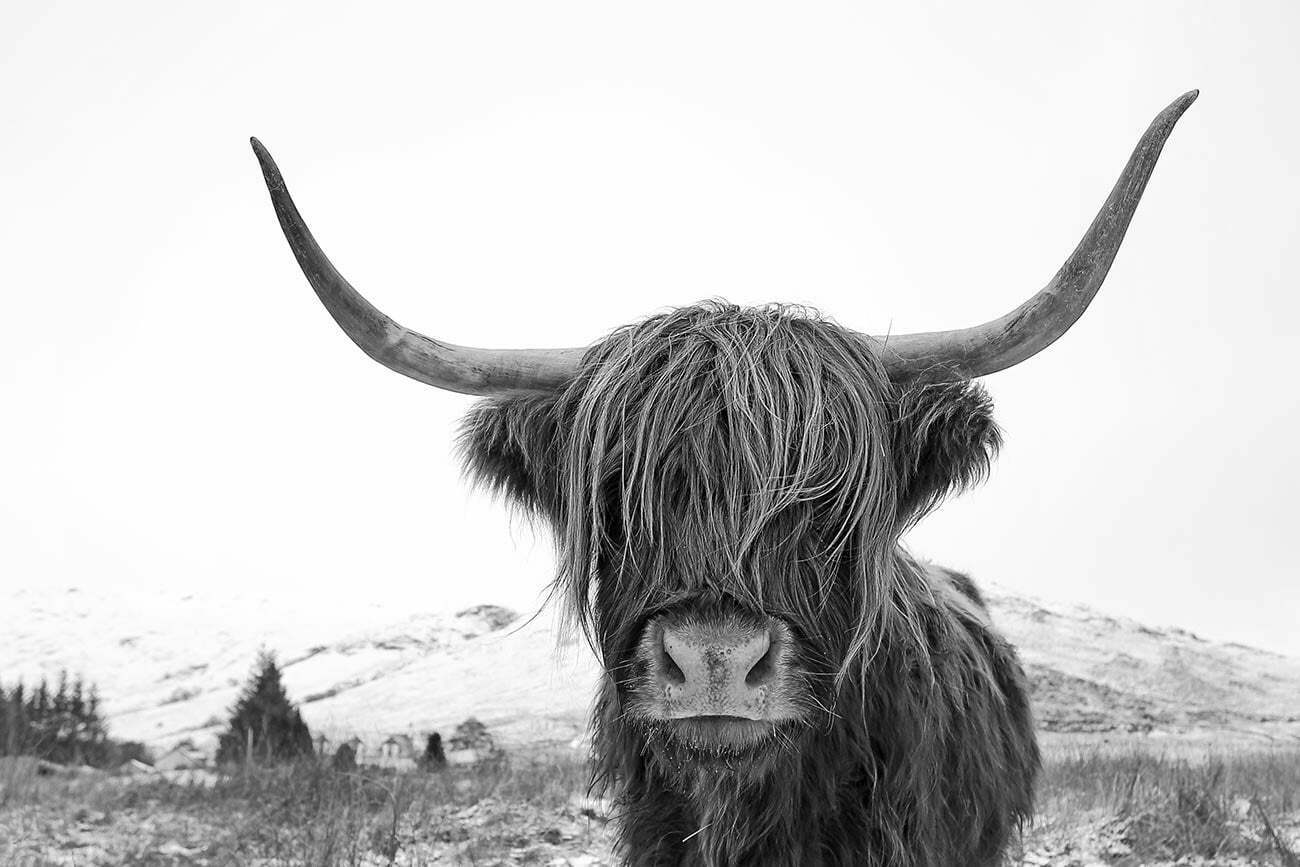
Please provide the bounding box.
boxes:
[647,715,798,761]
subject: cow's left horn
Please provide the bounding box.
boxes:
[871,90,1198,379]
[251,138,585,395]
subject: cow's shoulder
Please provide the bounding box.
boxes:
[922,563,993,630]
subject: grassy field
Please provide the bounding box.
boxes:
[2,744,1298,866]
[1023,742,1300,865]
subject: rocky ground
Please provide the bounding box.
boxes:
[3,744,1298,866]
[4,792,1298,866]
[1,796,612,866]
[1,755,611,866]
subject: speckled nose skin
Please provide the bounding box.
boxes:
[655,619,785,720]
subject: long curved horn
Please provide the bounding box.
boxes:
[873,90,1198,379]
[251,139,585,395]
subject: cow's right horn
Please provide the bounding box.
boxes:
[251,138,586,396]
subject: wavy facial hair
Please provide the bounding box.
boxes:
[556,303,910,677]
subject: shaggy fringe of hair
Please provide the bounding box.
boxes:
[556,302,906,678]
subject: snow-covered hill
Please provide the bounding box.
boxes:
[4,582,1298,753]
[985,588,1300,740]
[2,585,597,753]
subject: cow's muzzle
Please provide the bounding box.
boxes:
[634,609,802,724]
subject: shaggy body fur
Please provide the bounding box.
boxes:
[461,303,1039,866]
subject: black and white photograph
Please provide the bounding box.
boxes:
[3,2,1298,865]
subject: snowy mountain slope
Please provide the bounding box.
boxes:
[987,588,1300,738]
[2,585,598,752]
[3,583,1298,753]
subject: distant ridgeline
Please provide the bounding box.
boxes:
[0,672,148,767]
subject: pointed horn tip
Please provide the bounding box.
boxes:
[250,137,273,162]
[1167,90,1200,118]
[248,138,285,190]
[1139,90,1199,138]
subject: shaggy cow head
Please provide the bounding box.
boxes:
[251,92,1195,816]
[454,302,1000,766]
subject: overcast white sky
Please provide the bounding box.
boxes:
[3,2,1298,656]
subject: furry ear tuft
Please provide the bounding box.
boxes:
[458,392,564,520]
[892,378,1001,521]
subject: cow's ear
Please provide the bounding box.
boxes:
[459,392,565,520]
[892,377,1001,521]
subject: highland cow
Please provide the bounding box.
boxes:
[252,91,1197,866]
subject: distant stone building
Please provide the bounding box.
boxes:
[154,740,208,771]
[372,734,418,771]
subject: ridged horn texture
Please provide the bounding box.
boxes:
[871,90,1198,378]
[250,138,585,395]
[252,91,1195,391]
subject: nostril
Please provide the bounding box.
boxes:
[658,629,687,686]
[663,652,686,686]
[744,632,778,687]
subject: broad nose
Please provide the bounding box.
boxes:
[654,619,785,720]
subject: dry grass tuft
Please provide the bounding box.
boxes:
[1024,747,1300,865]
[1,751,604,865]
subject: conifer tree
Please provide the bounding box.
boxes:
[216,651,313,765]
[8,683,27,756]
[67,678,86,763]
[422,732,446,770]
[331,742,357,772]
[0,675,150,767]
[54,671,69,727]
[52,671,72,760]
[82,684,109,764]
[30,679,52,757]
